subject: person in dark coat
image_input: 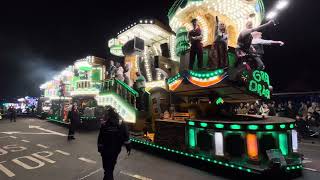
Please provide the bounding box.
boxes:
[98,106,131,180]
[67,104,80,140]
[9,106,17,122]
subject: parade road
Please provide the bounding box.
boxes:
[1,117,320,180]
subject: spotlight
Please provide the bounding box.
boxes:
[276,0,289,10]
[266,11,278,19]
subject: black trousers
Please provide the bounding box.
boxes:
[68,125,75,138]
[253,55,265,70]
[189,46,203,70]
[102,153,119,180]
[10,114,16,122]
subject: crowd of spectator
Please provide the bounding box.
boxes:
[234,98,320,138]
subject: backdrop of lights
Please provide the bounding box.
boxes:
[168,0,265,47]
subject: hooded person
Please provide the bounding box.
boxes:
[97,106,131,180]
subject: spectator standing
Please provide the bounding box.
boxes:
[98,106,131,180]
[268,103,276,116]
[308,102,317,114]
[115,62,124,81]
[276,104,286,117]
[248,104,257,115]
[236,103,247,114]
[67,104,80,140]
[9,106,17,122]
[108,60,117,79]
[298,102,308,117]
[259,103,270,116]
[285,103,297,119]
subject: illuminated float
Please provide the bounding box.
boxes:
[39,56,106,127]
[103,0,301,175]
[38,0,302,174]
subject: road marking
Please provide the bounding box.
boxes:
[55,150,71,156]
[78,168,102,180]
[302,160,312,164]
[0,161,15,177]
[9,136,17,139]
[21,140,30,143]
[120,170,153,180]
[0,136,9,139]
[37,144,49,149]
[29,125,67,137]
[78,157,97,164]
[2,132,56,135]
[304,168,319,172]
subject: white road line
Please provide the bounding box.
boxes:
[9,136,17,139]
[55,150,71,156]
[37,144,49,149]
[302,160,312,164]
[120,170,153,180]
[29,125,67,137]
[304,168,319,172]
[78,168,102,180]
[21,140,30,143]
[78,157,97,164]
[0,161,15,177]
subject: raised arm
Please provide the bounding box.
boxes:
[215,16,219,36]
[252,38,285,46]
[239,21,274,41]
[251,20,274,33]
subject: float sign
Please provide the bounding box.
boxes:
[248,70,271,99]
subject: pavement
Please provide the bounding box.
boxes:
[0,117,320,180]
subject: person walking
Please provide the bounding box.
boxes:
[9,106,17,122]
[98,106,131,180]
[67,104,80,140]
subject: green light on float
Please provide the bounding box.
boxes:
[200,122,208,128]
[280,124,286,129]
[265,125,274,130]
[215,124,224,129]
[230,124,241,130]
[279,133,289,156]
[188,121,195,126]
[189,128,196,148]
[216,97,224,105]
[248,125,259,130]
[290,124,295,129]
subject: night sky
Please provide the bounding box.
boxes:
[0,0,319,98]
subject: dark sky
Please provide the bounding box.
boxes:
[0,0,319,98]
